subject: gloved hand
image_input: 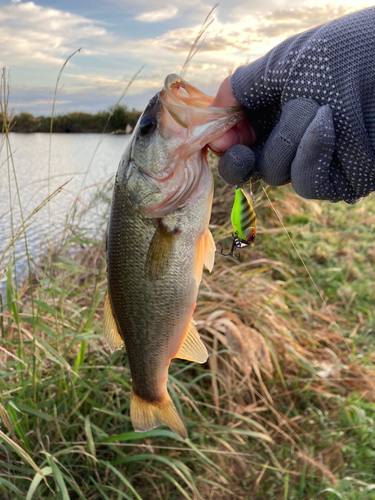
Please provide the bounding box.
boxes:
[212,7,375,204]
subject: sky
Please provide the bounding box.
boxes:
[0,0,373,116]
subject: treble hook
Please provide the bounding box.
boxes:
[221,236,241,260]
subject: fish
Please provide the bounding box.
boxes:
[104,74,243,438]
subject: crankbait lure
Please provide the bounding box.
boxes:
[221,186,256,259]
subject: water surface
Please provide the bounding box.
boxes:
[0,133,130,281]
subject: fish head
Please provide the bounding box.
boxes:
[128,91,163,179]
[128,74,244,217]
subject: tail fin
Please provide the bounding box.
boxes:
[130,389,187,439]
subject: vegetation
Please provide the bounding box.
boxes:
[1,105,141,133]
[1,71,375,498]
[2,146,375,497]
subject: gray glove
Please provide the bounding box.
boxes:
[218,7,375,203]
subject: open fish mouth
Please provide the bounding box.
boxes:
[140,74,244,218]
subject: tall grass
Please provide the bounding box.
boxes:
[1,69,375,499]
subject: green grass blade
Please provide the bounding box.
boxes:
[84,415,96,459]
[26,466,53,500]
[46,456,71,500]
[0,402,13,431]
[148,465,193,500]
[6,403,30,452]
[0,429,45,478]
[0,477,23,497]
[13,403,52,422]
[99,461,142,500]
[101,429,179,443]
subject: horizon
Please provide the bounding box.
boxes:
[11,102,143,117]
[1,1,373,116]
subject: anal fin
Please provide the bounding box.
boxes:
[174,320,208,363]
[103,290,124,353]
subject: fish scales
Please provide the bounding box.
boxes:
[107,170,211,402]
[104,74,244,438]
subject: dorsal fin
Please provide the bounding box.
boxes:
[174,320,208,363]
[103,290,124,353]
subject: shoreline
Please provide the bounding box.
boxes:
[2,106,141,134]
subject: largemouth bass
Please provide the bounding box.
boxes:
[104,74,243,438]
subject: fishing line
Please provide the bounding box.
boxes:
[262,186,337,327]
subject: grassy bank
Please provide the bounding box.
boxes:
[1,141,375,500]
[2,105,141,133]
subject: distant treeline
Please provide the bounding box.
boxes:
[4,105,142,133]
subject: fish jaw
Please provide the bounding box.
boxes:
[160,73,244,149]
[126,74,244,218]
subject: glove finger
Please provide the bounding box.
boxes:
[291,105,358,202]
[217,144,256,186]
[258,98,320,186]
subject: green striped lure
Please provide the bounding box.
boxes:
[222,186,256,259]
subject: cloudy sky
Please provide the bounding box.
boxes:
[0,0,373,115]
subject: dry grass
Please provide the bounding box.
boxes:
[1,162,375,498]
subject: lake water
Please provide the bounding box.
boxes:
[0,133,130,283]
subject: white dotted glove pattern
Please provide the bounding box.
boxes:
[220,8,375,203]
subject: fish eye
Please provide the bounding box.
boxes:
[139,114,156,136]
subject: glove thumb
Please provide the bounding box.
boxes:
[217,145,256,186]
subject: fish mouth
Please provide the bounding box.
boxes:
[161,74,214,111]
[141,74,244,218]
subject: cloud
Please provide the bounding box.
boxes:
[258,5,357,38]
[0,1,122,69]
[264,5,354,23]
[136,7,179,22]
[3,0,374,116]
[108,0,205,14]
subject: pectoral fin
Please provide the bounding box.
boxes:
[204,229,216,272]
[193,229,216,289]
[103,291,124,353]
[174,320,208,363]
[145,222,179,281]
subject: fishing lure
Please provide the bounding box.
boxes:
[221,186,256,259]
